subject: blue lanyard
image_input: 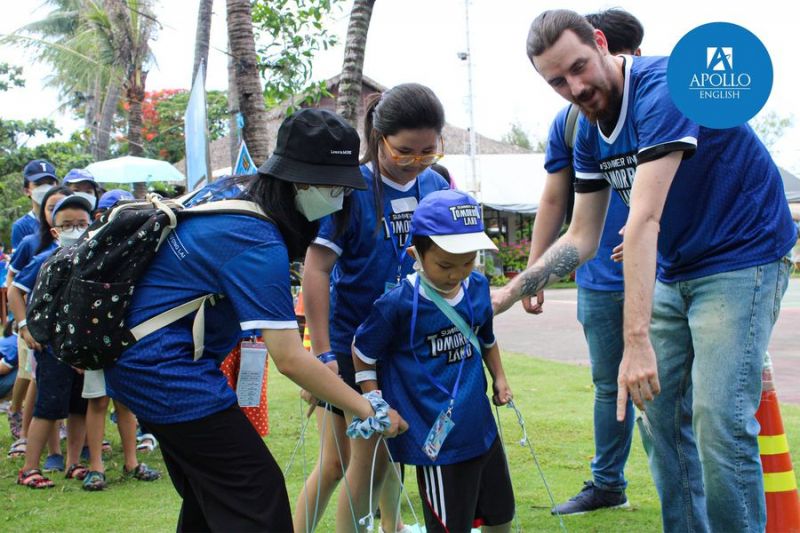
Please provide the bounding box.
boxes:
[409,275,474,403]
[383,178,421,282]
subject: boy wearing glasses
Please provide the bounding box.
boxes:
[9,194,94,489]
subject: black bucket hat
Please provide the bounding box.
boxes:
[258,108,366,190]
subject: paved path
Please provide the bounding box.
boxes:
[494,278,800,404]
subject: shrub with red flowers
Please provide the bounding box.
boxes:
[495,239,530,272]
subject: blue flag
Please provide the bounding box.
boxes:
[234,140,257,175]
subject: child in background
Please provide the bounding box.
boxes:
[6,186,73,465]
[353,190,515,532]
[0,320,18,399]
[9,194,93,488]
[82,189,161,491]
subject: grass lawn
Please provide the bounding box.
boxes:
[2,353,799,532]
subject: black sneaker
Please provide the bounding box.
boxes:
[551,481,629,515]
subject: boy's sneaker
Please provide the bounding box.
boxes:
[8,411,22,440]
[551,481,629,515]
[43,454,65,472]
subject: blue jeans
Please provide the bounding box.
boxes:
[577,287,633,491]
[642,258,791,533]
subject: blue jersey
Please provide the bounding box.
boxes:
[9,234,45,274]
[574,56,796,282]
[546,105,627,291]
[315,165,449,357]
[353,272,497,466]
[11,212,39,250]
[104,214,298,424]
[0,334,18,369]
[12,248,55,294]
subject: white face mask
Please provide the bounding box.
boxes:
[294,186,344,221]
[73,191,97,210]
[58,227,86,248]
[31,184,54,205]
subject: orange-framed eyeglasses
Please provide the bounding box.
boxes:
[381,136,445,167]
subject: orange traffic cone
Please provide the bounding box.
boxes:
[757,358,800,533]
[302,324,312,351]
[295,290,305,317]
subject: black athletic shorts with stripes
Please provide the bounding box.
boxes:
[415,436,514,532]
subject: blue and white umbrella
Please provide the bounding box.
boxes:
[85,156,185,184]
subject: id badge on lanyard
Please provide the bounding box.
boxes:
[236,341,267,407]
[383,189,419,293]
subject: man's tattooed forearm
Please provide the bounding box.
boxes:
[519,243,580,298]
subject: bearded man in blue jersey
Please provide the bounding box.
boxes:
[493,9,795,533]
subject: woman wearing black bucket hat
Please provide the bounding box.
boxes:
[103,108,407,532]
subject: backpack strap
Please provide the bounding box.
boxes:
[129,294,217,361]
[564,103,581,150]
[183,199,273,223]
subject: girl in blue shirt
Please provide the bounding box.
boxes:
[299,84,449,533]
[100,109,406,531]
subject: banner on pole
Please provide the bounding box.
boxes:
[184,62,211,191]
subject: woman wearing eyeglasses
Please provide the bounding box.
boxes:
[297,83,449,533]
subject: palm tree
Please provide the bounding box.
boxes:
[193,0,214,86]
[226,0,269,165]
[5,0,155,168]
[335,0,376,127]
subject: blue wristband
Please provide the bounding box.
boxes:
[316,351,337,364]
[346,391,392,439]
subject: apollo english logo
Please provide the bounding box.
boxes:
[667,22,772,129]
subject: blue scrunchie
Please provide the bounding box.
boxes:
[346,390,391,439]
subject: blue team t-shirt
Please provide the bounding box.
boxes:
[11,212,39,251]
[104,214,298,424]
[9,234,48,274]
[0,334,19,369]
[546,105,627,291]
[573,56,796,282]
[353,272,497,466]
[314,165,449,359]
[12,248,55,294]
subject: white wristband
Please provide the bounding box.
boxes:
[17,319,27,329]
[355,370,377,383]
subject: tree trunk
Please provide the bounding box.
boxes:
[85,74,101,157]
[227,43,240,169]
[127,69,149,198]
[226,0,269,165]
[192,0,214,85]
[94,77,122,161]
[335,0,376,127]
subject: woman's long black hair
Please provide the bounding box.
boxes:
[235,174,350,262]
[35,186,74,254]
[361,83,445,231]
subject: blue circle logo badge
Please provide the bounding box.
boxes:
[667,22,772,129]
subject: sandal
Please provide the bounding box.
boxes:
[17,468,55,489]
[102,440,112,454]
[136,433,158,453]
[65,463,89,480]
[123,463,161,481]
[7,438,27,458]
[82,470,106,491]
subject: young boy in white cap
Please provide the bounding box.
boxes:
[353,189,515,532]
